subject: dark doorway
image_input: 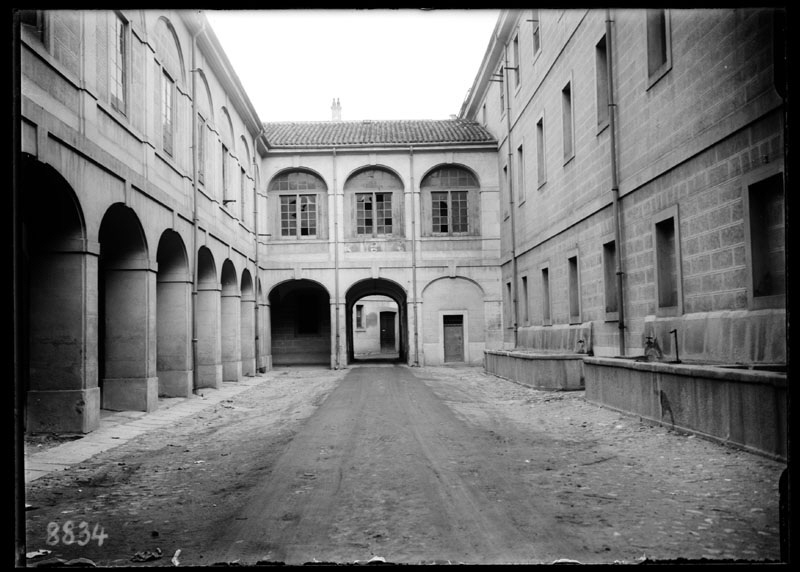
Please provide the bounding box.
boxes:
[443,314,464,363]
[380,311,396,352]
[269,279,331,366]
[345,278,408,365]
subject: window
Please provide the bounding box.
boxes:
[356,192,393,236]
[19,10,44,42]
[240,168,247,222]
[746,172,785,308]
[603,240,619,318]
[646,9,672,85]
[197,116,206,186]
[161,70,175,156]
[482,103,487,126]
[562,81,574,162]
[356,304,364,329]
[653,206,683,316]
[280,195,317,238]
[499,65,505,114]
[596,35,609,129]
[110,13,128,115]
[568,255,580,323]
[512,34,520,87]
[517,144,526,204]
[505,282,513,327]
[536,116,546,187]
[521,275,529,324]
[221,144,229,201]
[541,267,551,325]
[531,10,541,57]
[421,166,478,236]
[503,165,509,219]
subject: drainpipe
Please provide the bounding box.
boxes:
[253,127,265,372]
[409,146,420,366]
[190,17,206,391]
[606,9,625,356]
[504,47,519,349]
[333,147,341,369]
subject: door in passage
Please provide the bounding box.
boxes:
[380,311,395,352]
[443,314,464,362]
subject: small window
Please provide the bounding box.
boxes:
[356,304,364,329]
[521,275,529,324]
[197,116,206,186]
[499,64,505,114]
[653,207,683,316]
[512,34,520,87]
[568,255,580,324]
[110,13,128,115]
[517,144,525,204]
[240,168,247,222]
[603,240,619,318]
[505,282,513,327]
[541,267,551,325]
[221,144,229,200]
[536,117,546,187]
[562,81,574,162]
[482,103,487,126]
[646,9,672,85]
[161,70,175,156]
[746,172,785,308]
[280,195,317,238]
[596,35,609,129]
[531,10,541,58]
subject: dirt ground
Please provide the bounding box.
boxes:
[23,364,784,566]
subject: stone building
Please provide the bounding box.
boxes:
[462,9,787,459]
[15,9,501,435]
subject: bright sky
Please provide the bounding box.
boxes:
[204,9,500,123]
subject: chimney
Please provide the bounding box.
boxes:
[331,98,342,121]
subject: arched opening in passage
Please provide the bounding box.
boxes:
[351,295,400,361]
[156,230,191,397]
[268,279,331,366]
[220,260,241,381]
[345,278,408,364]
[19,154,98,433]
[196,247,221,388]
[240,269,256,376]
[99,203,156,411]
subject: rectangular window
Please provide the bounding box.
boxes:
[536,117,546,187]
[432,191,468,234]
[499,65,505,114]
[161,71,174,156]
[356,304,364,329]
[110,13,127,115]
[221,144,229,200]
[512,34,520,87]
[747,173,785,306]
[653,207,683,316]
[521,275,529,324]
[596,35,609,129]
[646,9,672,83]
[505,282,513,326]
[517,144,525,203]
[541,267,551,325]
[280,194,317,238]
[197,116,206,185]
[356,192,393,236]
[240,168,247,222]
[531,10,540,57]
[562,81,574,162]
[603,240,619,317]
[482,103,487,126]
[568,255,580,323]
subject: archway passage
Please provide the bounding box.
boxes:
[156,230,191,397]
[351,295,400,361]
[346,278,408,365]
[20,154,100,433]
[268,279,331,366]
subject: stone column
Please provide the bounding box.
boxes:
[221,290,242,381]
[240,294,256,376]
[196,282,222,389]
[156,274,192,396]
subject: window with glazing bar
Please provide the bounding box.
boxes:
[280,195,317,237]
[356,192,393,236]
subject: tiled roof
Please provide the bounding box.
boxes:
[263,119,496,148]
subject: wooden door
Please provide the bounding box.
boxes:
[380,311,395,352]
[443,315,464,362]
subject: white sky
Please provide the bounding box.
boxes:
[204,9,500,123]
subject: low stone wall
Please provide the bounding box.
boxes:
[484,350,585,391]
[584,357,787,460]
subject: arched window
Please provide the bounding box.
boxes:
[155,18,184,158]
[421,166,479,236]
[268,170,328,239]
[343,168,404,239]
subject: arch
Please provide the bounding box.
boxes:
[156,230,191,397]
[343,164,406,190]
[155,16,185,84]
[268,169,329,240]
[420,162,481,188]
[241,268,255,301]
[221,106,234,148]
[268,279,331,366]
[342,166,405,239]
[98,203,156,411]
[220,259,242,381]
[20,155,96,433]
[196,69,214,121]
[345,278,408,364]
[421,275,486,365]
[197,246,217,285]
[239,135,251,171]
[268,167,329,191]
